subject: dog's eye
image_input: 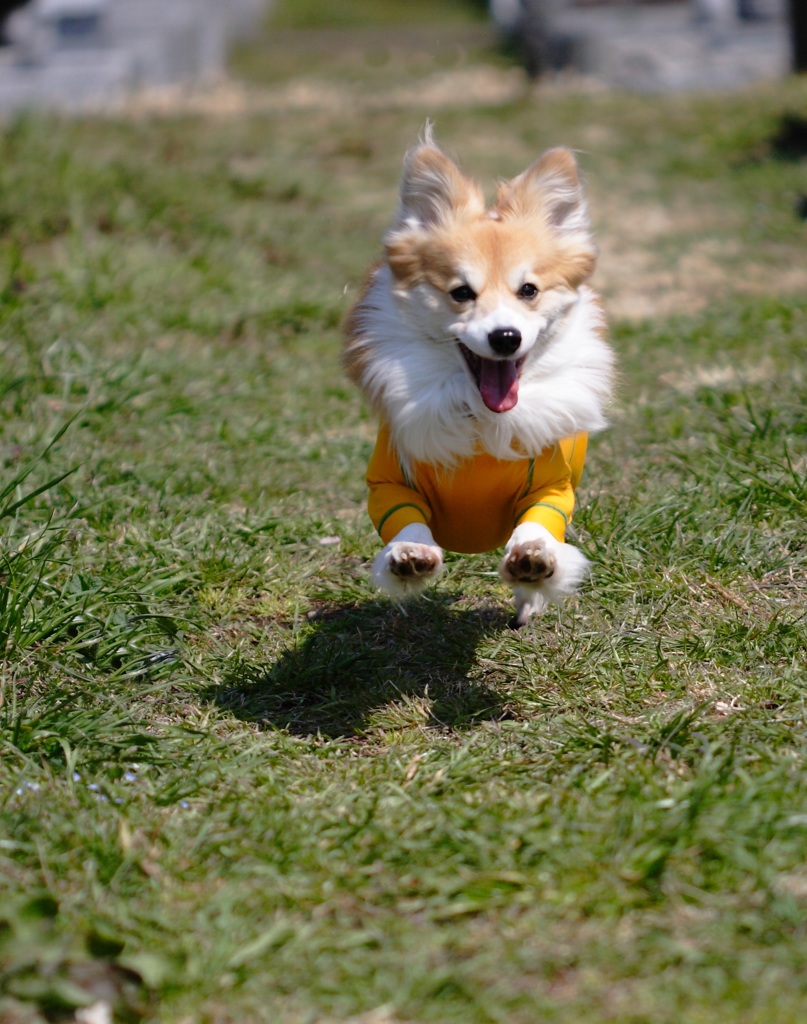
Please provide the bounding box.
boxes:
[449,285,477,304]
[518,282,539,299]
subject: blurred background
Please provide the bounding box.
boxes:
[0,0,801,111]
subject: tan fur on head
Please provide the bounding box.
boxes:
[384,140,595,292]
[380,136,593,292]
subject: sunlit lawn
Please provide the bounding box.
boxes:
[1,6,806,1021]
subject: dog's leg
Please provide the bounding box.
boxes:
[500,522,590,627]
[372,522,443,599]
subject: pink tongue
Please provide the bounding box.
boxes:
[479,358,520,413]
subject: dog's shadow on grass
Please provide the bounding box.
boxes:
[208,597,513,738]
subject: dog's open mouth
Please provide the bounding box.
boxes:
[459,343,526,414]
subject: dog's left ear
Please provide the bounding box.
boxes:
[496,148,590,236]
[385,135,485,286]
[395,140,484,229]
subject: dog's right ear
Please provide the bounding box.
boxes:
[497,148,591,237]
[394,138,484,229]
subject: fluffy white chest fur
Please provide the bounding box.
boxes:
[349,265,612,469]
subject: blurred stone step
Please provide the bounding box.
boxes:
[0,0,270,111]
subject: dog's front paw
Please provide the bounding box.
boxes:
[387,542,442,581]
[500,523,590,627]
[371,524,443,599]
[500,536,557,585]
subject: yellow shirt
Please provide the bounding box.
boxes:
[367,424,587,553]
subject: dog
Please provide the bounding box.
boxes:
[343,129,614,627]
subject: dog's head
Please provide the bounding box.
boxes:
[383,132,597,414]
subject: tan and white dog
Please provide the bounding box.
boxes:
[344,130,614,626]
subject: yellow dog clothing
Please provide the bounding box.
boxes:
[367,423,587,554]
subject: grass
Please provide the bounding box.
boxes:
[265,0,488,30]
[1,8,807,1022]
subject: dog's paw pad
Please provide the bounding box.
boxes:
[502,541,556,584]
[388,543,441,580]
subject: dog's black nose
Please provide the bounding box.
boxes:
[488,328,522,356]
